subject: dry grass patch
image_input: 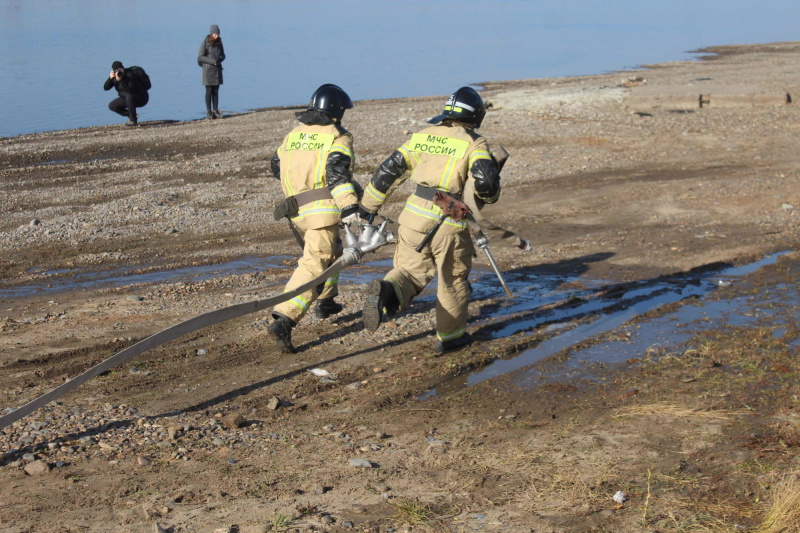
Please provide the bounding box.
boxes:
[753,472,800,533]
[613,404,745,421]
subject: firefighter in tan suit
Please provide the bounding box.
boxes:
[359,87,502,353]
[268,84,360,353]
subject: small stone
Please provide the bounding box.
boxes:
[29,219,40,227]
[348,458,373,468]
[221,412,246,429]
[24,460,50,476]
[127,295,144,302]
[266,397,281,411]
[346,382,362,390]
[781,203,794,210]
[167,426,183,440]
[196,349,208,356]
[137,456,152,467]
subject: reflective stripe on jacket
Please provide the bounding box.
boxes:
[363,123,499,235]
[275,124,357,230]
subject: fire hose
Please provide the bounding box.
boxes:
[0,219,396,430]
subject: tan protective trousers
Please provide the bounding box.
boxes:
[384,224,474,342]
[273,224,339,323]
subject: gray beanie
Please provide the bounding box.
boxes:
[209,24,220,35]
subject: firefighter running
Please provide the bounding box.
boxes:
[267,84,360,353]
[358,87,502,353]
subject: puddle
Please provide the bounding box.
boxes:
[4,246,795,398]
[3,255,294,299]
[2,255,395,301]
[421,252,794,399]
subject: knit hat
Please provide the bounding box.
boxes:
[111,61,124,70]
[209,24,220,35]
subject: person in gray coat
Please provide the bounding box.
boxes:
[198,24,225,119]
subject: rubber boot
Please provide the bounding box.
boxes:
[363,279,399,331]
[434,332,472,354]
[315,298,343,319]
[267,313,296,354]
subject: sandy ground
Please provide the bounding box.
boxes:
[1,42,800,533]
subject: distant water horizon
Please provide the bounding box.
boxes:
[2,0,799,139]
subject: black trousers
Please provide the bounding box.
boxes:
[108,93,149,121]
[205,85,220,112]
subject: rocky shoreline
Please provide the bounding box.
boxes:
[1,42,800,533]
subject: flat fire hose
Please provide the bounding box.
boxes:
[0,220,396,430]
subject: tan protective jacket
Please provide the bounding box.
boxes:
[275,123,357,230]
[362,123,499,235]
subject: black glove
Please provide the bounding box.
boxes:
[358,205,375,221]
[341,205,359,219]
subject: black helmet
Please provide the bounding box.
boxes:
[429,87,486,128]
[308,84,353,121]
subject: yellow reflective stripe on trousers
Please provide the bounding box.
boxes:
[437,326,466,342]
[287,294,311,313]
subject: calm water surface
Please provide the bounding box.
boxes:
[1,0,798,138]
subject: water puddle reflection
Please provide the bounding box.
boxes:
[422,252,795,399]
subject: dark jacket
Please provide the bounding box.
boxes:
[103,69,147,97]
[198,36,225,86]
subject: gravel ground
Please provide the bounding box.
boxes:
[1,42,800,533]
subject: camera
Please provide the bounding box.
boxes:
[114,69,124,75]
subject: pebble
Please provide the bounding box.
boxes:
[221,413,246,429]
[348,458,373,468]
[24,460,50,476]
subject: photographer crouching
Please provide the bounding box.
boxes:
[103,60,151,126]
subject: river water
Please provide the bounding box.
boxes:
[1,0,798,138]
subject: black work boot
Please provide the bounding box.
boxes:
[267,313,296,354]
[363,279,399,331]
[434,332,472,354]
[315,298,343,319]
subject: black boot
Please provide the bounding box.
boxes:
[434,332,472,354]
[363,279,399,331]
[267,313,296,354]
[315,298,343,319]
